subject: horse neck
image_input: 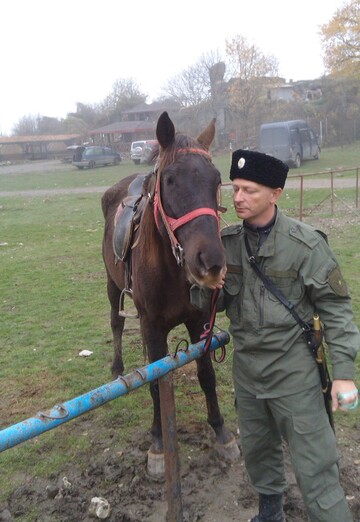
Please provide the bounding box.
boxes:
[138,201,175,267]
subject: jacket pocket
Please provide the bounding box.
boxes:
[224,271,243,323]
[267,277,303,302]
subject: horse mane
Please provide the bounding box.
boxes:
[138,174,158,266]
[138,132,209,265]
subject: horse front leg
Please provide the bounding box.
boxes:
[140,319,169,477]
[106,276,125,378]
[188,322,240,463]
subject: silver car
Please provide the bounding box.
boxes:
[131,140,158,165]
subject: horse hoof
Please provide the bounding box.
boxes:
[215,436,240,462]
[147,449,165,478]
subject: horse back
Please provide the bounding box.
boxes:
[101,174,139,221]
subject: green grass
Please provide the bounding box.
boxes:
[0,149,359,502]
[0,160,150,192]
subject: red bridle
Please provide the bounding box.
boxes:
[153,147,220,266]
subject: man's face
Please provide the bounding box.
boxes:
[231,178,282,226]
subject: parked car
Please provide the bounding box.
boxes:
[130,140,158,165]
[259,120,320,168]
[130,141,146,164]
[72,146,121,169]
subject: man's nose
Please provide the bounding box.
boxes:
[234,190,244,201]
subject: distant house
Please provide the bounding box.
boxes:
[89,101,180,151]
[121,101,178,122]
[268,80,323,103]
[0,134,81,162]
[88,119,156,150]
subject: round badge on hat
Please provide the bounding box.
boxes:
[238,158,245,169]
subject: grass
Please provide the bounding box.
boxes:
[0,149,360,502]
[0,160,149,192]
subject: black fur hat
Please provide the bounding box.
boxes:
[230,149,289,189]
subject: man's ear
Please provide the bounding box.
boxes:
[272,187,283,203]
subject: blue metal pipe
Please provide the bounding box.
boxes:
[0,332,229,453]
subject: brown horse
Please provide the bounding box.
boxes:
[101,112,239,475]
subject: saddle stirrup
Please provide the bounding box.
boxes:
[118,288,139,319]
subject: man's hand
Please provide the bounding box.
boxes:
[331,380,358,411]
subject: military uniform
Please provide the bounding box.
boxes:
[191,207,359,521]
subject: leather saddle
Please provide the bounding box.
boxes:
[112,174,148,263]
[112,174,149,318]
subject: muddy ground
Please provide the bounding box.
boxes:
[1,160,359,521]
[1,419,359,522]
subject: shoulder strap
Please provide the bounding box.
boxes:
[244,234,310,333]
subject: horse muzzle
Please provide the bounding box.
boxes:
[186,263,227,289]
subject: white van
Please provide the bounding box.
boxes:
[259,120,321,168]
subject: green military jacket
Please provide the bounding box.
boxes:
[192,208,359,397]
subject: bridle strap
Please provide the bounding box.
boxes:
[153,175,183,263]
[176,147,212,160]
[153,148,220,265]
[164,207,219,233]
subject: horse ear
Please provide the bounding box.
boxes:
[196,118,216,150]
[156,111,175,149]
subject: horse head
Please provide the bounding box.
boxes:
[153,112,226,289]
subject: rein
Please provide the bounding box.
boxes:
[153,147,220,266]
[200,287,226,363]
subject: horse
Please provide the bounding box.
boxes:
[101,111,239,475]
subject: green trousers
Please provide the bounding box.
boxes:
[234,383,353,521]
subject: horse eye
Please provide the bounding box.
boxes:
[164,174,175,186]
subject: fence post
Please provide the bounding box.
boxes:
[159,374,183,521]
[299,175,304,221]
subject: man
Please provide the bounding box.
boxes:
[192,149,359,521]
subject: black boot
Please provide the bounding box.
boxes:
[250,493,286,522]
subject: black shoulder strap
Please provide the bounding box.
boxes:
[244,234,310,332]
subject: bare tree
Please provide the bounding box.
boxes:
[225,34,279,145]
[67,102,100,129]
[12,114,40,136]
[100,78,146,123]
[37,116,64,135]
[161,50,225,108]
[62,115,88,135]
[13,115,69,136]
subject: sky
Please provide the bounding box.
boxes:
[0,0,345,135]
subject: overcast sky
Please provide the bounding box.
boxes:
[0,0,345,135]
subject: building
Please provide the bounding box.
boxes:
[0,134,81,162]
[89,101,180,152]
